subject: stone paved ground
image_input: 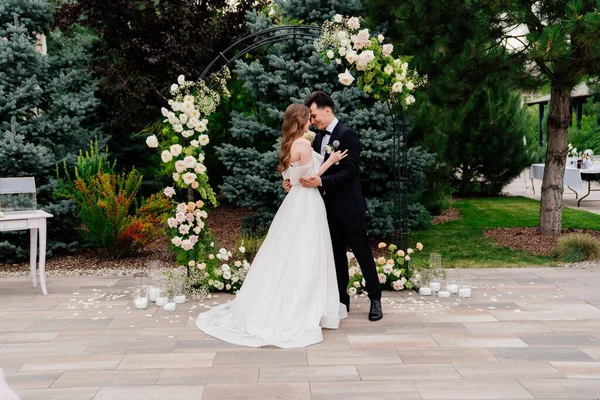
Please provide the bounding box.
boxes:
[2,266,600,399]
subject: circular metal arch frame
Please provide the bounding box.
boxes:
[199,25,409,254]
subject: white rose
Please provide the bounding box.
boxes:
[392,82,403,93]
[195,119,208,132]
[190,140,199,147]
[357,29,369,41]
[239,246,246,253]
[183,156,196,169]
[378,34,384,42]
[181,240,194,251]
[161,107,169,117]
[187,117,199,129]
[345,49,358,64]
[338,47,347,57]
[163,187,175,198]
[179,113,188,124]
[161,150,172,163]
[326,50,335,59]
[336,59,342,65]
[195,164,207,175]
[226,284,231,290]
[338,69,355,86]
[346,17,360,30]
[182,172,197,185]
[167,218,177,228]
[405,95,415,105]
[172,172,180,181]
[348,287,357,295]
[198,134,210,146]
[382,44,393,57]
[181,130,194,138]
[173,124,184,133]
[384,65,394,75]
[170,84,178,93]
[198,153,205,162]
[146,135,158,148]
[167,113,179,125]
[170,144,182,157]
[356,61,368,71]
[177,75,185,85]
[171,236,182,246]
[178,224,190,235]
[406,81,415,90]
[333,14,343,23]
[175,160,185,174]
[353,281,360,288]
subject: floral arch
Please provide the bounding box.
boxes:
[145,16,425,295]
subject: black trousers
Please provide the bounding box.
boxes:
[326,211,382,307]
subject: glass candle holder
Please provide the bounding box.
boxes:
[133,272,149,310]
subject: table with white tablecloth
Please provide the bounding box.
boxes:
[529,163,600,206]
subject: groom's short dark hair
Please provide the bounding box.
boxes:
[305,91,335,112]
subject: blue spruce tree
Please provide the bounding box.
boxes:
[0,0,101,260]
[217,0,433,237]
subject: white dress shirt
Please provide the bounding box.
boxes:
[320,118,339,157]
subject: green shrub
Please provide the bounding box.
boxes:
[58,142,171,259]
[552,233,600,263]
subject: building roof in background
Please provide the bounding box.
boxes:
[526,83,591,105]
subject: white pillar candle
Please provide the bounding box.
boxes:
[419,287,432,296]
[155,297,167,307]
[459,288,472,298]
[447,284,458,294]
[429,282,441,292]
[438,290,450,298]
[134,297,148,310]
[148,287,160,302]
[174,295,186,304]
[163,302,176,311]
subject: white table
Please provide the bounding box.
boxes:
[0,210,53,295]
[529,163,600,206]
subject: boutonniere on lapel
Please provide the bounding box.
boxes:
[325,140,342,165]
[324,140,340,154]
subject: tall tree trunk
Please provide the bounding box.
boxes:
[538,84,571,235]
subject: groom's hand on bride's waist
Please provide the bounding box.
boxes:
[300,176,321,188]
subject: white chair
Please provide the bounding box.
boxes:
[0,177,53,295]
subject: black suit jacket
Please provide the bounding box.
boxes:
[313,121,367,218]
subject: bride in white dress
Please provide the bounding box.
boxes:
[196,104,348,348]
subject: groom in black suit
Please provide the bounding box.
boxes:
[299,91,382,322]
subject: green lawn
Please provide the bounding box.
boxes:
[408,196,600,268]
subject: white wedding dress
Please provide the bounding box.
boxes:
[196,151,347,348]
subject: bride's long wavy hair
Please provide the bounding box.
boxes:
[278,104,310,174]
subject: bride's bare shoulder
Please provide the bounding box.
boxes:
[292,137,312,147]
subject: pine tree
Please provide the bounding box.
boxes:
[0,0,101,260]
[365,0,532,197]
[217,1,434,237]
[369,0,600,234]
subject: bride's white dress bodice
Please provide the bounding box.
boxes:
[282,151,324,186]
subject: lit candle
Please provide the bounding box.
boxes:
[459,288,472,298]
[174,295,186,304]
[447,284,458,294]
[155,297,167,307]
[419,287,432,296]
[163,302,176,311]
[134,297,148,310]
[438,290,450,298]
[429,282,441,292]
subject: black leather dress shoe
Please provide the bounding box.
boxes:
[368,299,383,321]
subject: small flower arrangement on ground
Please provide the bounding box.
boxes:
[185,242,251,295]
[347,242,424,294]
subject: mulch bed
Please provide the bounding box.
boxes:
[484,227,600,256]
[431,206,462,225]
